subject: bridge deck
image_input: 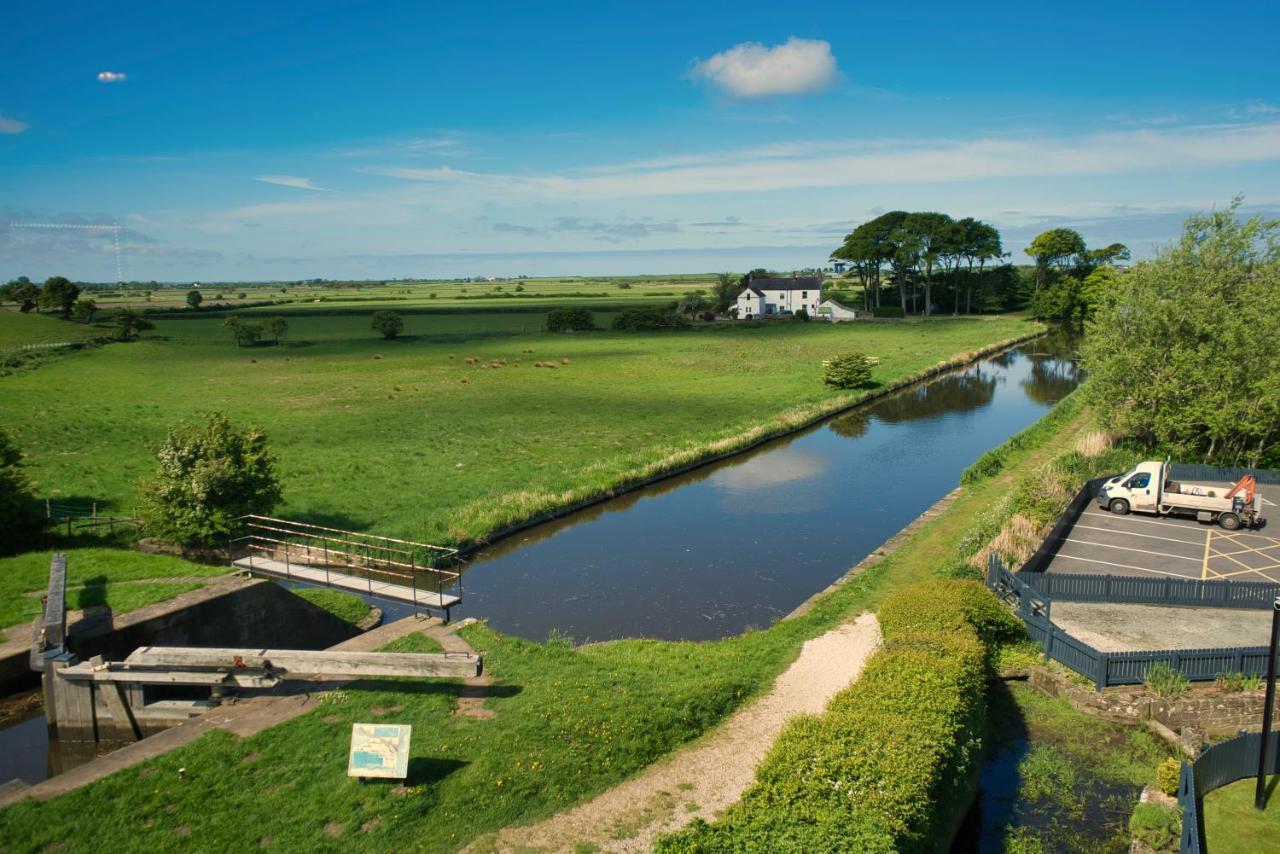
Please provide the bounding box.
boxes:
[232,557,461,611]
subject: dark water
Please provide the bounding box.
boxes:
[452,330,1081,642]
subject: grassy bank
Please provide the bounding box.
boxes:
[293,587,373,625]
[0,368,1089,852]
[0,311,1034,545]
[0,549,233,640]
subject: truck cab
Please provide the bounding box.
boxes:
[1099,461,1162,514]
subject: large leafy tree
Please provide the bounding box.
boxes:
[1082,201,1280,467]
[39,276,81,318]
[138,413,283,546]
[112,308,154,341]
[1,277,40,312]
[711,272,739,313]
[1024,228,1086,292]
[0,428,46,554]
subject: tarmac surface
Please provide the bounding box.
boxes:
[1051,602,1273,652]
[1043,481,1280,583]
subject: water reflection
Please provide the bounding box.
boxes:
[456,334,1081,642]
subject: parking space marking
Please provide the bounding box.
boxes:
[1071,523,1204,547]
[1051,553,1190,578]
[1202,527,1212,580]
[1203,529,1280,583]
[1059,537,1203,562]
[1079,511,1207,531]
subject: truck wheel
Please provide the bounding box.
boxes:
[1109,499,1130,515]
[1218,513,1241,531]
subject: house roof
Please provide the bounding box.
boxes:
[735,286,765,299]
[747,275,822,292]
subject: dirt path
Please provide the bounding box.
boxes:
[472,612,881,853]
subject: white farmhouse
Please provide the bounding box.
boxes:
[733,275,823,319]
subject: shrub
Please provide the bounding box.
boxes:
[0,428,45,554]
[545,307,595,332]
[371,310,404,339]
[1144,662,1189,700]
[1128,802,1181,851]
[822,352,874,389]
[611,306,688,331]
[186,289,203,309]
[137,412,282,547]
[878,579,1025,649]
[794,307,810,322]
[658,581,1003,852]
[1156,757,1181,796]
[872,305,905,318]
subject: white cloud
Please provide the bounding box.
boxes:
[364,121,1280,202]
[0,114,28,134]
[255,174,331,192]
[691,37,838,98]
[97,71,127,83]
[1245,100,1280,115]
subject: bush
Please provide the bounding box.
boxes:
[658,581,1004,852]
[545,307,595,332]
[794,308,810,322]
[878,579,1024,649]
[370,310,404,339]
[0,428,45,554]
[872,305,905,318]
[137,412,282,547]
[1143,661,1189,700]
[822,352,874,389]
[1128,802,1181,851]
[1156,757,1181,796]
[611,306,688,331]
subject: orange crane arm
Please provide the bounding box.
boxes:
[1225,474,1256,503]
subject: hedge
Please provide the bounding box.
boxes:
[545,307,596,332]
[657,580,1005,853]
[611,305,688,331]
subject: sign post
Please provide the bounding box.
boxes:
[348,723,412,781]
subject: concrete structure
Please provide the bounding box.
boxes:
[733,275,822,319]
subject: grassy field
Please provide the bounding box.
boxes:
[1203,777,1280,852]
[0,549,234,640]
[0,308,1034,545]
[0,383,1089,853]
[294,587,373,625]
[0,311,104,350]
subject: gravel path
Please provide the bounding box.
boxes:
[472,612,881,853]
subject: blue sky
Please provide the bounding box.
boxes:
[3,1,1278,281]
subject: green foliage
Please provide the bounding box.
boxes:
[185,289,203,309]
[111,308,154,341]
[1143,662,1190,700]
[545,307,596,332]
[70,298,98,324]
[1,277,40,312]
[658,581,1000,852]
[265,316,288,344]
[293,588,368,624]
[221,316,263,346]
[0,428,45,555]
[1082,200,1280,467]
[611,305,688,330]
[39,276,81,318]
[794,307,810,322]
[711,272,739,313]
[675,293,707,316]
[871,305,905,318]
[1025,228,1086,290]
[878,578,1024,648]
[822,351,873,389]
[1129,802,1181,851]
[370,310,404,339]
[137,412,282,546]
[1156,757,1182,796]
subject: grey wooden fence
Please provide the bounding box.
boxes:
[1023,571,1280,610]
[988,556,1274,689]
[1179,730,1280,852]
[1170,463,1280,486]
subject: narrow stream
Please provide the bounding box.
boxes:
[452,328,1080,642]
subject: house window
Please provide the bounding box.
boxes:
[802,291,807,298]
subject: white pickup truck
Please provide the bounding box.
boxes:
[1097,460,1263,530]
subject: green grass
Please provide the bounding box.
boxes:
[0,372,1086,853]
[1202,777,1280,853]
[293,587,372,625]
[0,309,1034,545]
[0,548,233,638]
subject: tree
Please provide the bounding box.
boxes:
[1,277,40,312]
[112,308,154,341]
[266,316,288,345]
[545,307,595,332]
[822,352,874,388]
[71,298,98,324]
[0,428,46,554]
[137,413,282,546]
[222,316,263,346]
[371,310,404,339]
[902,212,953,316]
[186,289,203,309]
[39,276,81,318]
[1024,228,1086,292]
[1085,242,1130,267]
[676,293,708,316]
[711,273,739,313]
[1082,200,1280,467]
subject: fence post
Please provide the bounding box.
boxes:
[1095,652,1109,691]
[1042,622,1054,662]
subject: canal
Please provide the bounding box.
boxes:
[452,329,1081,642]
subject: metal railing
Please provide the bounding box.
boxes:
[231,515,461,616]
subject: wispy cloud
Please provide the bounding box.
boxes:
[691,37,839,99]
[254,174,331,192]
[96,71,127,83]
[327,134,467,158]
[0,114,28,134]
[363,121,1280,202]
[492,217,679,242]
